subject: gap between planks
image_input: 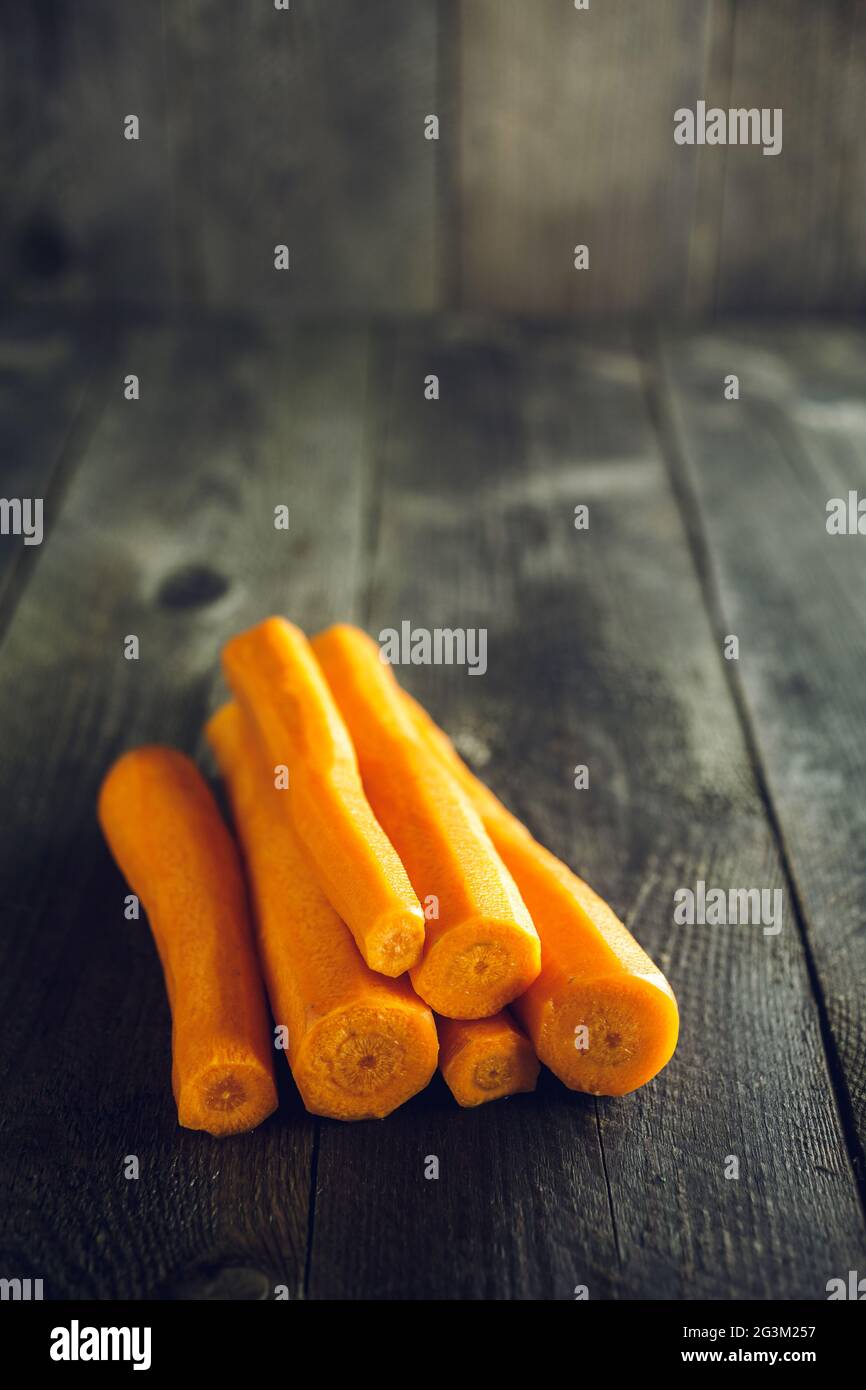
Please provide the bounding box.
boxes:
[637,319,866,1226]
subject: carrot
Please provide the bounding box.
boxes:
[206,703,439,1120]
[400,686,679,1096]
[437,1013,539,1107]
[222,617,426,977]
[97,747,277,1137]
[311,625,541,1019]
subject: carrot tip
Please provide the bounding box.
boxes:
[365,910,426,977]
[314,1008,405,1098]
[539,972,679,1097]
[472,1053,514,1092]
[438,1023,540,1107]
[298,1006,438,1120]
[181,1064,278,1137]
[203,1071,249,1114]
[454,941,509,982]
[413,921,541,1018]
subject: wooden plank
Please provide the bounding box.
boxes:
[684,0,736,314]
[162,0,439,310]
[1,3,439,311]
[658,321,866,1167]
[458,0,714,313]
[458,0,866,313]
[0,321,371,1298]
[716,1,866,311]
[307,326,619,1301]
[308,320,866,1299]
[838,3,866,302]
[0,312,107,619]
[0,4,176,307]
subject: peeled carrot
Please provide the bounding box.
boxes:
[437,1013,539,1107]
[206,703,438,1120]
[97,747,278,1136]
[400,687,679,1096]
[311,625,541,1019]
[222,617,426,977]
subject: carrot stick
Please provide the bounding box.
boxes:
[97,747,278,1136]
[222,617,426,977]
[311,625,541,1019]
[437,1013,539,1107]
[206,703,439,1120]
[400,686,679,1096]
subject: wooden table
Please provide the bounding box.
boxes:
[1,312,864,1300]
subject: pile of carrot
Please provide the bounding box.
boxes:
[98,618,678,1136]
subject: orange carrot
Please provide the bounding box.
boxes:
[206,703,439,1120]
[222,617,425,977]
[311,625,541,1019]
[437,1013,539,1107]
[97,747,277,1136]
[401,687,679,1096]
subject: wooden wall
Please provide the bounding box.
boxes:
[0,1,441,312]
[460,0,866,313]
[2,0,864,315]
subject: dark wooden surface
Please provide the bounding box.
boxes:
[0,312,864,1301]
[657,323,866,1167]
[4,1,866,315]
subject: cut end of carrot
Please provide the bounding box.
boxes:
[411,918,542,1019]
[364,908,427,977]
[455,1042,539,1107]
[472,1053,515,1092]
[180,1063,278,1138]
[437,1014,541,1107]
[203,1072,249,1113]
[296,1004,438,1121]
[536,972,679,1097]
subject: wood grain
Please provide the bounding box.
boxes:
[306,320,866,1298]
[657,321,866,1164]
